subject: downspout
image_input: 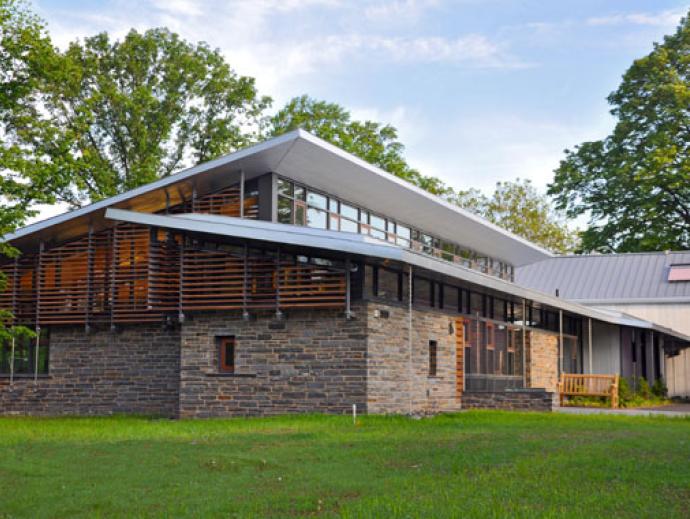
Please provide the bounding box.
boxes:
[408,265,413,416]
[522,299,527,387]
[588,318,593,375]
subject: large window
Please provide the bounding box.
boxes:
[275,177,515,281]
[0,330,49,375]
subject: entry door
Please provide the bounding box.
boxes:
[455,318,465,399]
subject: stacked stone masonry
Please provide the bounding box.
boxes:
[0,302,560,417]
[462,390,556,411]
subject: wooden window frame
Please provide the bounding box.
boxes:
[218,336,236,373]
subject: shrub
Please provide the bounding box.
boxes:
[618,377,633,404]
[637,377,652,400]
[651,377,668,398]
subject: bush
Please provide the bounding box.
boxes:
[637,377,652,399]
[618,377,633,404]
[652,377,668,398]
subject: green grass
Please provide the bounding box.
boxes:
[0,412,689,518]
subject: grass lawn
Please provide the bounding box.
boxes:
[0,412,689,518]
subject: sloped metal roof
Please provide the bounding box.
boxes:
[104,209,690,343]
[3,129,551,266]
[515,252,690,303]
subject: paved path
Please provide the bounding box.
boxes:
[556,404,690,417]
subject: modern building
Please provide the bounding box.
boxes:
[517,253,690,398]
[1,130,688,417]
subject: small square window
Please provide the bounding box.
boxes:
[219,336,235,373]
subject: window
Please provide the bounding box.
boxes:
[0,330,49,375]
[306,191,327,210]
[428,340,437,377]
[396,225,410,247]
[307,207,327,229]
[277,196,293,224]
[668,264,690,282]
[218,336,235,373]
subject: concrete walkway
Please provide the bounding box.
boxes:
[556,404,690,417]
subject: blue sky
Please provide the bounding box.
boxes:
[34,0,689,196]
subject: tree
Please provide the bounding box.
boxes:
[480,179,579,254]
[0,0,39,344]
[549,12,690,252]
[1,24,270,208]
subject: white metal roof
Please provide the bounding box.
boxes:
[6,130,551,266]
[105,208,690,343]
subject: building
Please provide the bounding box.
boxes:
[517,253,690,397]
[1,130,689,417]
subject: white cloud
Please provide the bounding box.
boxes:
[364,0,441,21]
[586,7,687,28]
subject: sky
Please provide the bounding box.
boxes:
[32,0,690,200]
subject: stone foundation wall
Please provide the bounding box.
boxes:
[0,325,180,417]
[178,307,368,417]
[462,389,556,411]
[526,330,559,393]
[366,301,461,415]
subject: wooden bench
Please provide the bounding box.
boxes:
[558,374,619,408]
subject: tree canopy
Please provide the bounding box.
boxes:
[0,19,269,208]
[0,2,577,262]
[549,12,690,252]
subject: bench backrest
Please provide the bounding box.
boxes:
[559,374,618,396]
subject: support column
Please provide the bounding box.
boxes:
[85,225,94,333]
[275,247,283,319]
[588,317,593,374]
[558,309,564,375]
[239,170,245,219]
[522,299,527,387]
[407,264,413,415]
[242,244,249,320]
[344,258,352,319]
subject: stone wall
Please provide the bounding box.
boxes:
[366,301,461,415]
[0,325,180,417]
[525,329,559,393]
[178,307,368,417]
[462,389,556,411]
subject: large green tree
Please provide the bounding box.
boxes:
[549,12,690,252]
[1,23,270,208]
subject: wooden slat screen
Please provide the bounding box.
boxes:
[180,246,346,311]
[0,256,37,326]
[1,225,346,327]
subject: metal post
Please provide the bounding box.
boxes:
[408,265,413,415]
[33,329,40,384]
[239,170,245,219]
[178,235,185,323]
[242,244,250,320]
[275,247,283,319]
[588,317,593,374]
[85,225,94,333]
[522,299,527,387]
[9,336,15,387]
[345,258,352,319]
[559,309,564,375]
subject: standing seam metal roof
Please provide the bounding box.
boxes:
[515,252,690,301]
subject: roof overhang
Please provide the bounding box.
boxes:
[5,130,551,266]
[104,208,690,344]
